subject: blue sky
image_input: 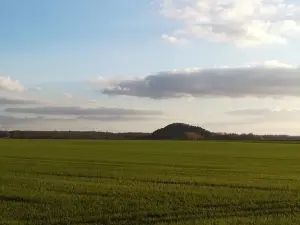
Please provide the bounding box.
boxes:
[1,0,300,134]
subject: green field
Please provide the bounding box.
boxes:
[1,140,300,224]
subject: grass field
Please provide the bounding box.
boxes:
[1,140,300,224]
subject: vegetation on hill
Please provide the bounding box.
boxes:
[152,123,213,140]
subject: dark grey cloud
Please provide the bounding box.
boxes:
[5,106,163,116]
[0,115,78,127]
[0,97,39,105]
[0,114,160,127]
[0,114,164,130]
[0,115,43,126]
[98,65,300,99]
[78,115,162,121]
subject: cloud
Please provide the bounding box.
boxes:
[0,97,40,105]
[262,60,296,68]
[0,111,165,130]
[225,107,300,125]
[0,114,161,128]
[0,115,44,126]
[94,61,300,99]
[78,115,162,121]
[159,0,300,46]
[161,34,187,44]
[0,76,24,92]
[202,119,260,130]
[87,100,98,104]
[0,114,170,131]
[228,108,300,116]
[0,115,79,130]
[204,107,300,134]
[28,87,42,91]
[5,106,163,116]
[63,93,73,98]
[89,76,143,89]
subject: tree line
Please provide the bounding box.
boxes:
[0,130,299,141]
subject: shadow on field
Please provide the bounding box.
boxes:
[38,172,297,193]
[0,194,41,204]
[4,198,300,225]
[72,200,300,225]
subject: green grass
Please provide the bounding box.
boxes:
[1,140,300,224]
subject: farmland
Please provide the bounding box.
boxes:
[1,140,300,224]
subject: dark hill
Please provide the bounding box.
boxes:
[151,123,213,140]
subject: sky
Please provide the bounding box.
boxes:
[1,0,300,134]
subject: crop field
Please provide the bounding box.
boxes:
[1,140,300,225]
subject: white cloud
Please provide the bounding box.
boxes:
[87,100,98,104]
[28,87,42,91]
[95,61,300,99]
[89,76,142,88]
[262,60,296,68]
[63,93,73,98]
[0,76,24,92]
[161,34,187,44]
[159,0,300,46]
